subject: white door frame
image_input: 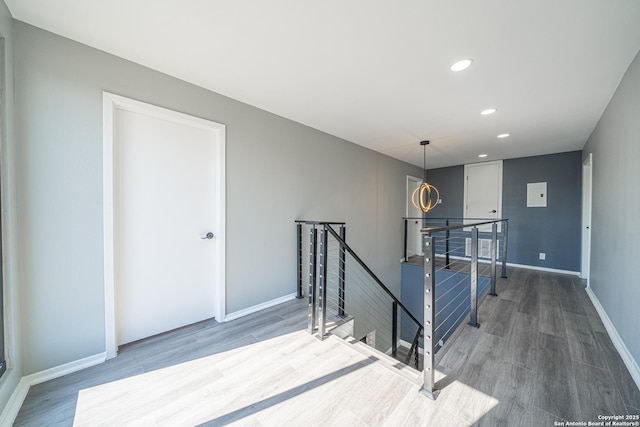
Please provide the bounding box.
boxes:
[102,92,226,359]
[581,153,593,286]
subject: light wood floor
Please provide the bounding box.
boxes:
[14,267,640,426]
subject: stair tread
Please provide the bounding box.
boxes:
[327,333,423,385]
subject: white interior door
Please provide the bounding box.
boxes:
[464,161,503,231]
[581,153,592,284]
[406,176,423,257]
[113,104,222,346]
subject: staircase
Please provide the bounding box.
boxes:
[296,220,423,370]
[296,216,509,399]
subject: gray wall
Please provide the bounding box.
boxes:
[583,50,640,368]
[425,152,582,271]
[13,22,422,375]
[0,0,22,413]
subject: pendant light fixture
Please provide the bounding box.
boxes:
[411,140,440,213]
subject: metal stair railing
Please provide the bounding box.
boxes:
[296,217,509,401]
[296,220,423,368]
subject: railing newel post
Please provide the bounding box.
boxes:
[307,226,318,334]
[445,219,450,269]
[501,219,509,278]
[338,225,346,317]
[317,225,328,340]
[468,226,480,328]
[403,218,408,262]
[490,222,498,296]
[296,222,303,299]
[392,301,398,358]
[420,232,439,400]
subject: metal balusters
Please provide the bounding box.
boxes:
[421,232,439,399]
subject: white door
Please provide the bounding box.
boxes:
[406,176,423,258]
[464,161,503,231]
[111,100,224,346]
[581,153,592,284]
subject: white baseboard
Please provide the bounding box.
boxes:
[505,262,580,276]
[586,287,640,391]
[22,353,106,387]
[0,353,106,426]
[224,292,297,322]
[0,378,29,427]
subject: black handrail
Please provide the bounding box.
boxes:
[403,216,500,221]
[324,224,422,328]
[295,220,346,225]
[421,219,508,234]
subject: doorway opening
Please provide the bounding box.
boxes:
[581,153,592,285]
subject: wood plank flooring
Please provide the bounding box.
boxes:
[14,267,640,426]
[437,267,640,426]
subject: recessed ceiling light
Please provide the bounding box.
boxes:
[497,133,510,138]
[450,59,472,72]
[481,108,497,115]
[478,154,488,158]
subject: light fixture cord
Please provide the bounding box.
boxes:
[423,144,427,182]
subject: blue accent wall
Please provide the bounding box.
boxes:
[425,165,464,219]
[421,151,582,272]
[503,151,582,271]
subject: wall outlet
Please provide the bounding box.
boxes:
[539,252,546,260]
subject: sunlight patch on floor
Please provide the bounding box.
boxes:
[74,329,499,426]
[436,377,500,425]
[74,331,368,426]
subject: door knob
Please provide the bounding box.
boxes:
[489,210,497,213]
[201,232,215,239]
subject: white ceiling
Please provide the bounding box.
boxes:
[6,0,640,168]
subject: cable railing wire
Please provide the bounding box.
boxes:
[435,274,470,306]
[434,293,471,334]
